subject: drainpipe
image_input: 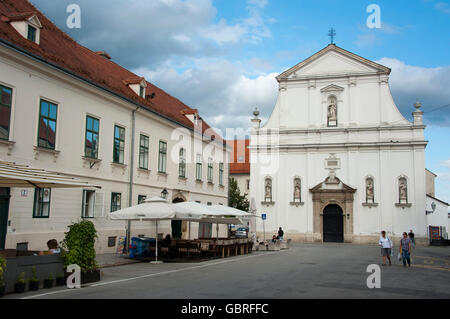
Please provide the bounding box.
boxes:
[126,106,140,252]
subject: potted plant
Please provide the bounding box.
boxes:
[61,220,100,284]
[56,275,66,287]
[14,272,26,293]
[29,266,40,291]
[43,273,54,289]
[0,257,6,297]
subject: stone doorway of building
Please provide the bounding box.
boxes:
[310,174,356,243]
[323,204,344,243]
[0,188,10,249]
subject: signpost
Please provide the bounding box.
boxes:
[262,214,267,242]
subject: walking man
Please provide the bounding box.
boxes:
[400,232,412,267]
[408,229,415,248]
[278,227,284,241]
[379,231,392,266]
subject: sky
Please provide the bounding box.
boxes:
[30,0,450,203]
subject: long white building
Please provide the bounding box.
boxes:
[250,44,428,245]
[0,0,229,253]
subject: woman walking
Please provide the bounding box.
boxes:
[400,232,412,267]
[379,231,392,266]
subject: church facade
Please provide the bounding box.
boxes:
[250,44,428,245]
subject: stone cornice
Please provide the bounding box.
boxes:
[249,141,428,151]
[253,124,426,136]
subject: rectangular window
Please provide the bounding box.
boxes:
[85,116,99,159]
[139,86,145,98]
[179,148,186,178]
[139,134,149,169]
[196,154,202,180]
[33,188,51,218]
[82,190,96,218]
[0,85,12,140]
[207,158,213,183]
[111,192,121,212]
[113,125,125,164]
[27,25,36,42]
[207,202,212,206]
[219,163,224,186]
[138,195,147,205]
[158,141,167,173]
[38,99,57,149]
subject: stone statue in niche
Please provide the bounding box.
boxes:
[399,178,407,203]
[293,179,301,202]
[265,179,272,202]
[327,97,337,126]
[366,178,374,203]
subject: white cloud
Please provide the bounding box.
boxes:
[31,0,272,67]
[435,2,450,14]
[377,58,450,125]
[441,159,450,169]
[135,60,279,133]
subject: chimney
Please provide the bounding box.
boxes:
[95,51,111,60]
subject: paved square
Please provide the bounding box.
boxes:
[8,243,450,299]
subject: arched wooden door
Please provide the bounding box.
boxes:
[323,204,344,243]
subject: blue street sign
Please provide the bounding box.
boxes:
[262,214,267,220]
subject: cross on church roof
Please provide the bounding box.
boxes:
[328,28,336,44]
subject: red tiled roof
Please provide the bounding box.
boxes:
[226,139,250,174]
[0,0,223,143]
[1,11,36,22]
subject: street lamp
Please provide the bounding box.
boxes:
[426,202,437,215]
[161,188,168,200]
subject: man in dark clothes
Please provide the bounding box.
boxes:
[408,229,415,248]
[278,227,284,241]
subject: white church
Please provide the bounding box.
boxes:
[250,44,429,245]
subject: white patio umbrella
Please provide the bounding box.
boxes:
[209,205,254,218]
[109,197,202,263]
[174,202,243,238]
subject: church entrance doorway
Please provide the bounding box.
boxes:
[323,204,344,243]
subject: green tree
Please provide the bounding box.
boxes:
[228,177,249,212]
[61,220,98,272]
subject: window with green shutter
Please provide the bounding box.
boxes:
[139,135,149,169]
[219,162,224,186]
[0,85,12,140]
[37,99,57,149]
[85,116,99,159]
[33,188,51,218]
[179,148,186,178]
[196,154,202,180]
[207,158,213,183]
[158,141,167,173]
[111,193,121,212]
[113,125,125,164]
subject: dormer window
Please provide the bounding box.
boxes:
[122,77,147,97]
[4,12,42,45]
[27,25,37,42]
[180,109,200,125]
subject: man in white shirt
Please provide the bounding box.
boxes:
[379,230,393,266]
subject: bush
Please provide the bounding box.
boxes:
[0,257,5,287]
[30,266,38,283]
[16,272,26,284]
[61,220,98,272]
